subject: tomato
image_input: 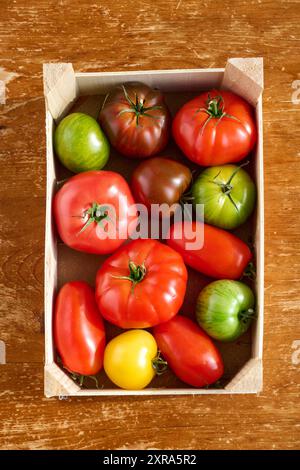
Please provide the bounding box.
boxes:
[192,165,256,230]
[192,163,256,229]
[131,157,192,216]
[99,82,171,158]
[95,239,187,328]
[104,330,165,390]
[54,170,137,255]
[196,280,255,342]
[54,113,110,173]
[167,221,252,279]
[54,281,106,376]
[172,89,257,166]
[153,316,224,387]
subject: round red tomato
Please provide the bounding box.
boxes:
[153,316,224,387]
[172,89,257,166]
[54,171,137,255]
[54,281,106,376]
[167,221,252,279]
[99,82,171,158]
[95,239,187,328]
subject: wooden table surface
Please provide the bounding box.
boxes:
[0,0,300,450]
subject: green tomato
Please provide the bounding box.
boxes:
[192,164,256,229]
[54,113,110,173]
[196,280,255,342]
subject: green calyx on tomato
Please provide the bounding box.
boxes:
[119,85,163,126]
[208,161,250,211]
[79,202,112,234]
[69,371,99,389]
[192,162,256,230]
[151,351,168,375]
[196,94,240,132]
[112,261,147,292]
[196,280,256,342]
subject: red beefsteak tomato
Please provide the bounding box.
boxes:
[54,281,106,376]
[54,171,137,254]
[172,89,257,166]
[99,82,171,158]
[153,316,224,387]
[95,239,187,328]
[167,221,252,279]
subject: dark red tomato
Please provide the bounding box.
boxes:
[54,171,137,255]
[172,89,257,166]
[167,221,252,279]
[131,157,192,216]
[54,281,106,376]
[99,82,171,158]
[95,239,187,329]
[153,316,224,387]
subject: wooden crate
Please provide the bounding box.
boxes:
[43,58,264,397]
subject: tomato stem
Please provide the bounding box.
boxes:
[69,371,100,389]
[238,308,256,325]
[78,202,113,234]
[152,351,168,375]
[209,161,250,212]
[128,261,146,283]
[111,261,146,293]
[120,85,163,127]
[195,93,242,133]
[243,261,256,280]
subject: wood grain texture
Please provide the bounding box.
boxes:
[0,0,299,450]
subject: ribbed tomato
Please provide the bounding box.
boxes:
[173,89,257,166]
[53,171,137,255]
[99,82,171,158]
[95,239,187,328]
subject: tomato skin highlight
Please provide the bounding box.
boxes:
[196,280,255,342]
[99,82,171,158]
[153,316,224,387]
[53,170,137,255]
[167,221,252,280]
[95,239,187,329]
[54,281,106,376]
[192,164,256,230]
[172,89,257,166]
[104,330,158,390]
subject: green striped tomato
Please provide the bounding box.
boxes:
[196,280,255,342]
[54,113,110,173]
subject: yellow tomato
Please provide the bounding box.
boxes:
[104,330,158,390]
